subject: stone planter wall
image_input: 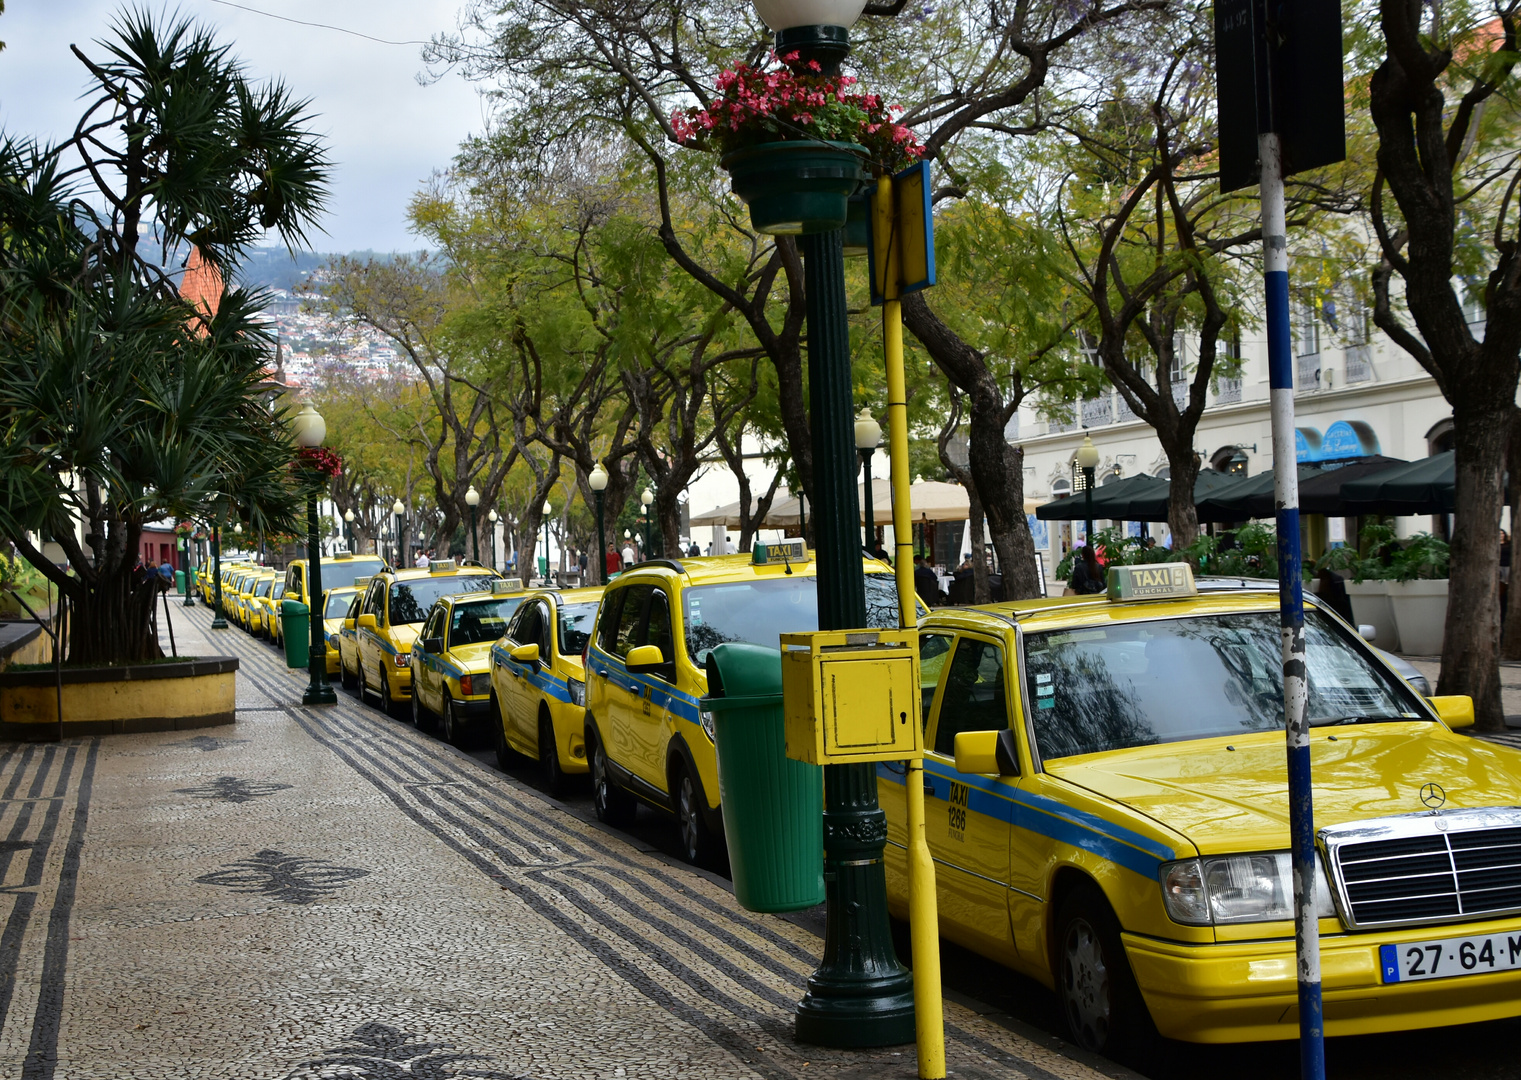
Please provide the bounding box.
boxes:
[1345,581,1400,652]
[0,656,238,740]
[1388,579,1449,657]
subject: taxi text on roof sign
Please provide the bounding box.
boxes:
[1106,562,1197,601]
[752,538,808,566]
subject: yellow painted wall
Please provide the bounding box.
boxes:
[0,671,234,728]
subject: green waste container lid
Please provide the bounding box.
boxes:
[702,642,783,707]
[281,599,309,615]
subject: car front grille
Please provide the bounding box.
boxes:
[1323,809,1521,930]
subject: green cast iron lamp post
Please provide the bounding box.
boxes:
[589,462,610,584]
[1076,433,1099,551]
[466,485,481,565]
[180,530,196,608]
[392,499,405,569]
[344,508,355,554]
[854,410,881,553]
[641,487,655,558]
[210,517,226,629]
[729,0,916,1048]
[294,403,336,706]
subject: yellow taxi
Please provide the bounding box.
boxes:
[490,585,603,792]
[284,551,387,610]
[317,585,363,676]
[875,563,1518,1055]
[227,567,265,627]
[585,546,916,865]
[411,579,529,745]
[255,578,288,643]
[337,578,374,689]
[354,560,502,717]
[240,571,280,634]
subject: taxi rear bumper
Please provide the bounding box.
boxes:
[1125,922,1521,1043]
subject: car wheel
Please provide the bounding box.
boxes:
[539,714,565,796]
[411,684,430,730]
[589,728,635,827]
[380,669,403,719]
[492,695,518,771]
[1056,882,1153,1058]
[675,767,717,865]
[340,660,357,690]
[441,699,464,746]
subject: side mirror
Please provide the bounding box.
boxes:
[953,729,1020,776]
[421,636,444,654]
[626,644,666,673]
[1429,695,1475,730]
[343,618,355,630]
[510,642,541,665]
[1358,624,1377,642]
[357,613,377,630]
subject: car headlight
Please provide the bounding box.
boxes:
[699,709,715,742]
[567,677,586,707]
[1159,852,1336,925]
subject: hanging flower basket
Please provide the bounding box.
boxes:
[720,140,867,235]
[673,54,922,237]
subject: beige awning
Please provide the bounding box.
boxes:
[695,480,1036,530]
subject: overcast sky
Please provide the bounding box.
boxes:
[0,0,488,254]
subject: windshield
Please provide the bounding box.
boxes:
[388,575,499,625]
[255,580,272,598]
[683,573,902,667]
[1022,610,1425,761]
[324,592,355,618]
[326,558,386,588]
[449,597,522,646]
[559,601,599,657]
[271,582,286,600]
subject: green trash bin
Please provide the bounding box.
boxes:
[174,569,186,594]
[280,599,310,669]
[702,642,824,913]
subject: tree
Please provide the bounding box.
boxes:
[1364,0,1521,730]
[0,11,328,663]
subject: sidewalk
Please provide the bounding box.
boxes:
[0,601,1120,1080]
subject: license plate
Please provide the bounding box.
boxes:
[1381,931,1521,983]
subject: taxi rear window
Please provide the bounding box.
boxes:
[449,597,524,645]
[326,557,386,588]
[1022,610,1424,760]
[558,602,599,657]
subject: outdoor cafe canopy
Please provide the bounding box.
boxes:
[1340,450,1458,516]
[1034,470,1240,523]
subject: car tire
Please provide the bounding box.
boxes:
[675,766,717,866]
[539,714,565,797]
[589,728,635,827]
[380,669,403,720]
[340,661,357,690]
[441,699,465,746]
[1055,882,1154,1059]
[492,695,519,772]
[411,684,431,730]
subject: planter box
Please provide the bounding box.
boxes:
[1389,579,1449,657]
[0,656,238,740]
[1345,580,1400,652]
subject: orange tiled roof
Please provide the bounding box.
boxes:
[178,247,222,333]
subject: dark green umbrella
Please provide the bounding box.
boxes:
[1241,455,1408,518]
[1035,473,1161,520]
[1341,451,1456,515]
[1118,469,1240,522]
[1196,465,1323,523]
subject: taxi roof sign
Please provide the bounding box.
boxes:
[428,559,458,574]
[753,538,808,566]
[1107,562,1197,601]
[493,577,523,595]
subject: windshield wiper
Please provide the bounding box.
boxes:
[1309,714,1412,727]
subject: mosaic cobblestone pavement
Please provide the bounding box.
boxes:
[0,602,1120,1080]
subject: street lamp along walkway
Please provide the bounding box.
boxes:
[293,403,337,706]
[589,462,610,585]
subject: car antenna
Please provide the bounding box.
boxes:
[781,547,792,575]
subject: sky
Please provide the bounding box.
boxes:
[0,0,489,253]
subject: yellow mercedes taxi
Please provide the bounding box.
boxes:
[411,579,529,745]
[229,567,266,628]
[876,563,1520,1055]
[255,578,288,643]
[240,571,279,635]
[585,545,916,864]
[490,585,604,792]
[337,577,374,689]
[354,560,502,718]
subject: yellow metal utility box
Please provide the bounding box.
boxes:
[780,629,922,765]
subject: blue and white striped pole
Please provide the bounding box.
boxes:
[1261,130,1325,1079]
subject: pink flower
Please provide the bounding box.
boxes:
[807,59,821,71]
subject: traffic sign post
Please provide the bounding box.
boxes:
[1214,1,1345,1075]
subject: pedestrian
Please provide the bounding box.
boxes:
[156,558,174,593]
[604,543,621,578]
[872,540,890,563]
[415,548,430,569]
[621,539,636,569]
[913,555,942,607]
[1067,545,1106,595]
[1316,565,1356,626]
[687,542,700,558]
[577,550,588,578]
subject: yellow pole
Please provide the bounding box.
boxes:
[875,174,946,1080]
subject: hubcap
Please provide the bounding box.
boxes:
[679,777,699,858]
[1061,917,1111,1051]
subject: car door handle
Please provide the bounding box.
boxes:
[598,669,609,678]
[924,780,936,797]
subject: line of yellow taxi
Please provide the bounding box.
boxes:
[411,579,530,745]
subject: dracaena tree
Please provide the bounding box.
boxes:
[0,9,329,664]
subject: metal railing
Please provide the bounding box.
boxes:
[1344,344,1372,383]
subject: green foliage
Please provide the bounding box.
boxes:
[1313,522,1449,583]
